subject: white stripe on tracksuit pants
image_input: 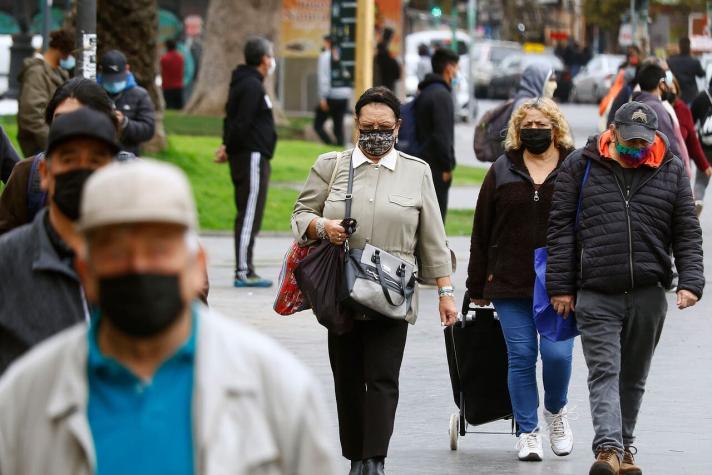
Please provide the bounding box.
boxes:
[229,151,270,280]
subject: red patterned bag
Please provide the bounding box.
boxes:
[273,241,316,315]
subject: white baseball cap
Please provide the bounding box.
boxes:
[78,159,198,232]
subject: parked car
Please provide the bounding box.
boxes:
[487,53,566,100]
[571,54,626,103]
[404,29,477,122]
[471,40,521,97]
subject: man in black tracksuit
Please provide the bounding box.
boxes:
[547,102,704,475]
[216,37,277,287]
[414,48,459,221]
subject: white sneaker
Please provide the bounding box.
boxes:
[516,432,543,461]
[544,406,574,456]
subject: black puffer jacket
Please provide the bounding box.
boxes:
[546,133,704,298]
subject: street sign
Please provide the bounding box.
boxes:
[330,0,356,88]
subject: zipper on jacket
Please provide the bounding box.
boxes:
[533,189,540,202]
[613,175,636,290]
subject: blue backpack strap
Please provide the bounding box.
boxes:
[27,153,48,220]
[574,158,592,231]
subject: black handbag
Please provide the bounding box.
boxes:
[340,157,417,320]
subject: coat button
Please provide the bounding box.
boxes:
[369,198,374,203]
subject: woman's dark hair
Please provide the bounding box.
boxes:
[48,29,75,56]
[354,86,401,120]
[45,77,119,130]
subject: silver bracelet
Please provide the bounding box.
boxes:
[316,218,327,240]
[438,286,455,298]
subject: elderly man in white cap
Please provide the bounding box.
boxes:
[0,160,339,475]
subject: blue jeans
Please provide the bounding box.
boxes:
[492,298,574,434]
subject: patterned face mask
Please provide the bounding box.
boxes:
[358,129,396,157]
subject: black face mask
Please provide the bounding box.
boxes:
[662,90,677,104]
[520,128,553,154]
[98,273,185,338]
[53,168,94,221]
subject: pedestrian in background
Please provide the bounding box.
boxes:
[547,102,704,475]
[160,39,185,110]
[0,78,120,236]
[0,159,339,475]
[667,37,705,104]
[415,43,431,83]
[467,98,576,462]
[292,87,457,475]
[16,29,74,157]
[689,76,712,215]
[215,37,277,288]
[667,76,711,182]
[414,48,459,221]
[0,107,120,374]
[98,49,156,155]
[374,27,401,92]
[314,35,352,147]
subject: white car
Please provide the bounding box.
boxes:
[404,29,476,122]
[571,54,626,103]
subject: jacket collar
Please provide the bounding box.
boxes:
[590,130,671,169]
[505,146,572,181]
[352,146,397,170]
[31,208,79,281]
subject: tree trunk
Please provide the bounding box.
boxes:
[96,0,166,152]
[185,0,286,125]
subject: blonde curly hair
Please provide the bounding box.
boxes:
[504,97,574,151]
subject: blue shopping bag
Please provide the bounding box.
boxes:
[533,246,579,341]
[532,158,591,342]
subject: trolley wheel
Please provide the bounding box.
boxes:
[449,413,459,450]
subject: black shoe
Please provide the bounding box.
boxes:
[363,457,385,475]
[348,460,363,475]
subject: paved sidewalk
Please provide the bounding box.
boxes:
[203,214,712,474]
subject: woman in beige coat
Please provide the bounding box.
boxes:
[292,87,458,475]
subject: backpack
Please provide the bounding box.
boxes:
[698,90,712,146]
[473,99,515,163]
[396,82,447,157]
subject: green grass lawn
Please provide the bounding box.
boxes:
[1,113,482,235]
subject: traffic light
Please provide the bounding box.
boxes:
[431,6,442,18]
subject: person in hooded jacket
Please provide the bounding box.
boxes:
[547,102,704,475]
[16,29,74,157]
[98,49,156,155]
[467,98,576,462]
[513,63,559,112]
[414,48,459,221]
[215,37,278,288]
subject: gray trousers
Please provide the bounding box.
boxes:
[576,286,667,458]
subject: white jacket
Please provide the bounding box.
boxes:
[0,306,340,475]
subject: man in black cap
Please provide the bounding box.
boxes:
[0,107,120,374]
[546,101,704,475]
[99,49,156,155]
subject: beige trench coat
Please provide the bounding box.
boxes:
[291,149,452,324]
[0,306,340,475]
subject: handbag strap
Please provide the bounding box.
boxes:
[574,158,592,231]
[373,250,407,307]
[345,155,354,219]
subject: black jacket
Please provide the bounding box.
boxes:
[0,126,19,183]
[667,54,705,104]
[0,209,85,374]
[223,65,277,158]
[467,147,573,300]
[415,73,455,172]
[111,84,156,155]
[546,134,704,299]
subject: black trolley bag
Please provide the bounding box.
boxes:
[444,291,515,450]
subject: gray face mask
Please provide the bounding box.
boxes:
[358,129,395,157]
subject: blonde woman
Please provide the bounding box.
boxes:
[466,98,576,462]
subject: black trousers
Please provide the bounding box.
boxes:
[313,98,349,146]
[328,318,409,460]
[163,88,184,109]
[228,152,270,279]
[431,168,451,222]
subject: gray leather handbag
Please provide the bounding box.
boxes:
[341,157,417,320]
